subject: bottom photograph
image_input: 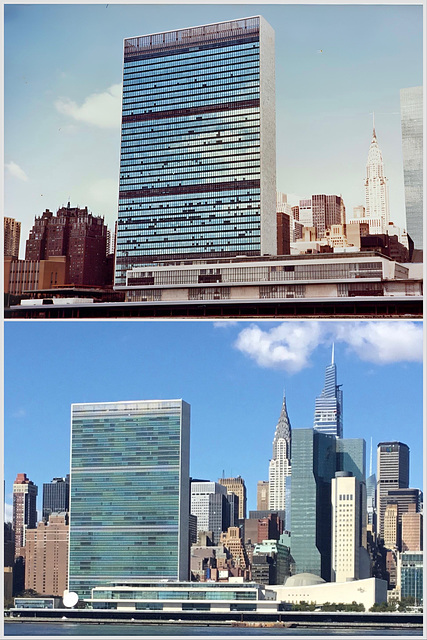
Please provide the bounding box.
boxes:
[3,320,424,638]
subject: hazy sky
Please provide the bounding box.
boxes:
[4,320,423,520]
[4,2,423,257]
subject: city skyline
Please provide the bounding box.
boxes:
[4,320,423,522]
[5,3,423,258]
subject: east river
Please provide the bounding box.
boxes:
[4,621,423,637]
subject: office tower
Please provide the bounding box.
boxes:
[269,392,292,512]
[377,441,409,541]
[399,551,423,603]
[299,199,313,226]
[25,203,109,286]
[400,87,423,250]
[276,211,291,254]
[25,513,69,596]
[257,480,269,510]
[219,526,249,571]
[311,195,345,239]
[383,503,399,550]
[42,476,70,522]
[191,481,228,544]
[69,399,190,598]
[366,439,377,530]
[4,217,21,258]
[290,428,337,581]
[401,504,423,552]
[226,492,240,528]
[115,16,276,286]
[257,512,283,542]
[364,120,390,234]
[385,487,421,550]
[218,476,247,520]
[331,472,361,582]
[12,473,38,558]
[313,345,343,438]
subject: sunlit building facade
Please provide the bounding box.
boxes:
[268,393,292,512]
[313,346,343,439]
[68,399,190,598]
[400,86,423,250]
[115,16,276,286]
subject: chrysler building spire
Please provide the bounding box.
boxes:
[364,118,390,234]
[269,391,292,511]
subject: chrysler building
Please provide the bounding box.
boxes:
[364,117,390,234]
[268,392,292,512]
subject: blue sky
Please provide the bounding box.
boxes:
[3,320,423,519]
[4,2,423,257]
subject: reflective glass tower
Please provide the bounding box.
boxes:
[115,16,276,287]
[290,428,337,581]
[313,345,343,438]
[400,86,423,250]
[68,400,190,598]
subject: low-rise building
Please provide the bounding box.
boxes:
[84,581,279,614]
[122,252,421,303]
[270,575,387,611]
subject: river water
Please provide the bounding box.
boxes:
[4,621,423,637]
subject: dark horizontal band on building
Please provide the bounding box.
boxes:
[124,35,259,62]
[115,249,260,268]
[122,99,260,124]
[119,179,261,200]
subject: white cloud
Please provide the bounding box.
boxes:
[332,321,423,364]
[5,161,28,181]
[234,321,422,372]
[55,83,122,129]
[213,321,239,329]
[4,503,13,523]
[234,322,323,372]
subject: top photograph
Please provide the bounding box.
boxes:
[4,3,424,319]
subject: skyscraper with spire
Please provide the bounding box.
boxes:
[364,115,390,234]
[268,393,291,511]
[313,345,343,439]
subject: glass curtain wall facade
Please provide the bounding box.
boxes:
[313,347,343,438]
[400,87,423,250]
[68,400,190,598]
[290,428,337,581]
[115,16,276,286]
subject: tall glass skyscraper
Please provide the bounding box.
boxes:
[68,400,190,598]
[115,16,276,287]
[313,345,343,439]
[400,86,423,250]
[290,428,337,581]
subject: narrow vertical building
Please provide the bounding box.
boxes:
[12,473,38,558]
[377,441,409,542]
[331,472,360,582]
[42,476,70,522]
[115,16,276,287]
[364,119,390,234]
[218,476,247,521]
[4,217,21,258]
[313,345,343,439]
[268,392,291,512]
[257,480,269,511]
[68,399,190,598]
[400,86,423,250]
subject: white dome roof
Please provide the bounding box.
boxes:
[284,573,326,587]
